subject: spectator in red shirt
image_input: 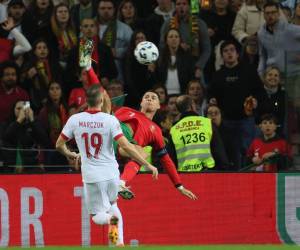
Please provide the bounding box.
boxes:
[246,113,292,172]
[0,61,29,123]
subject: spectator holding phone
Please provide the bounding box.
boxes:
[2,100,49,173]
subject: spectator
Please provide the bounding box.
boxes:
[231,0,265,44]
[2,100,49,173]
[256,66,285,133]
[200,0,236,48]
[229,0,243,13]
[168,94,228,171]
[22,39,63,112]
[246,113,292,172]
[186,79,207,116]
[105,78,125,112]
[282,6,292,23]
[153,83,168,110]
[96,0,133,81]
[146,0,175,46]
[22,0,53,44]
[49,3,78,69]
[7,0,27,35]
[70,0,98,35]
[156,28,194,95]
[123,29,156,108]
[0,61,29,124]
[240,34,259,68]
[66,18,117,94]
[160,0,211,79]
[257,1,300,76]
[200,0,236,81]
[209,40,262,169]
[0,17,31,63]
[38,81,70,170]
[115,0,157,19]
[166,93,180,123]
[206,103,232,166]
[117,0,144,31]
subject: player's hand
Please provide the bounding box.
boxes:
[146,164,158,180]
[177,186,198,200]
[67,151,80,161]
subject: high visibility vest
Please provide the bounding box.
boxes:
[139,146,153,172]
[170,116,215,172]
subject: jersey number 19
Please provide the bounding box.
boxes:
[81,132,103,158]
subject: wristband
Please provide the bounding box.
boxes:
[177,185,184,191]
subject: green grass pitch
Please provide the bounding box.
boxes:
[7,245,300,250]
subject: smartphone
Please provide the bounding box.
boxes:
[23,101,30,110]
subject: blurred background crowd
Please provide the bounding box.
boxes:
[0,0,298,173]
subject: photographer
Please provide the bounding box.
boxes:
[2,100,49,173]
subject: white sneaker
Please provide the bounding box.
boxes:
[79,38,93,69]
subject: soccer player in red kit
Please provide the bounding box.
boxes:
[79,39,196,200]
[115,91,197,200]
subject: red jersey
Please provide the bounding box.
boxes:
[115,107,182,186]
[115,107,165,151]
[247,135,291,171]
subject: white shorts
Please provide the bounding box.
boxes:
[83,178,119,215]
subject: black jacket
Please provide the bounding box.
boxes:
[255,87,285,129]
[209,63,263,120]
[2,120,49,167]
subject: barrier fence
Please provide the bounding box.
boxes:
[0,172,299,246]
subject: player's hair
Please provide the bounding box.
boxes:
[143,90,159,99]
[176,95,193,114]
[86,85,102,107]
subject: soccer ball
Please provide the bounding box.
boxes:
[134,41,159,65]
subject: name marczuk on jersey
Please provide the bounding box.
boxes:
[79,121,104,128]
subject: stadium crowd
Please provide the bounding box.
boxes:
[0,0,297,173]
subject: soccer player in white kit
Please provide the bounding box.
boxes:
[56,84,158,246]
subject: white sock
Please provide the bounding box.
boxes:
[109,203,124,245]
[120,179,126,187]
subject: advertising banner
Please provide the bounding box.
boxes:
[0,173,298,246]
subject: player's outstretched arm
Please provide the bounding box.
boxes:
[117,136,158,179]
[159,153,198,200]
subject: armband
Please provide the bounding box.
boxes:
[156,147,168,157]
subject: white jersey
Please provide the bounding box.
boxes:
[61,111,123,183]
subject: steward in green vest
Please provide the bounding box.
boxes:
[170,95,215,172]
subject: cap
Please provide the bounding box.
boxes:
[8,0,25,8]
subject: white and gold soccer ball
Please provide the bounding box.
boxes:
[134,41,159,65]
